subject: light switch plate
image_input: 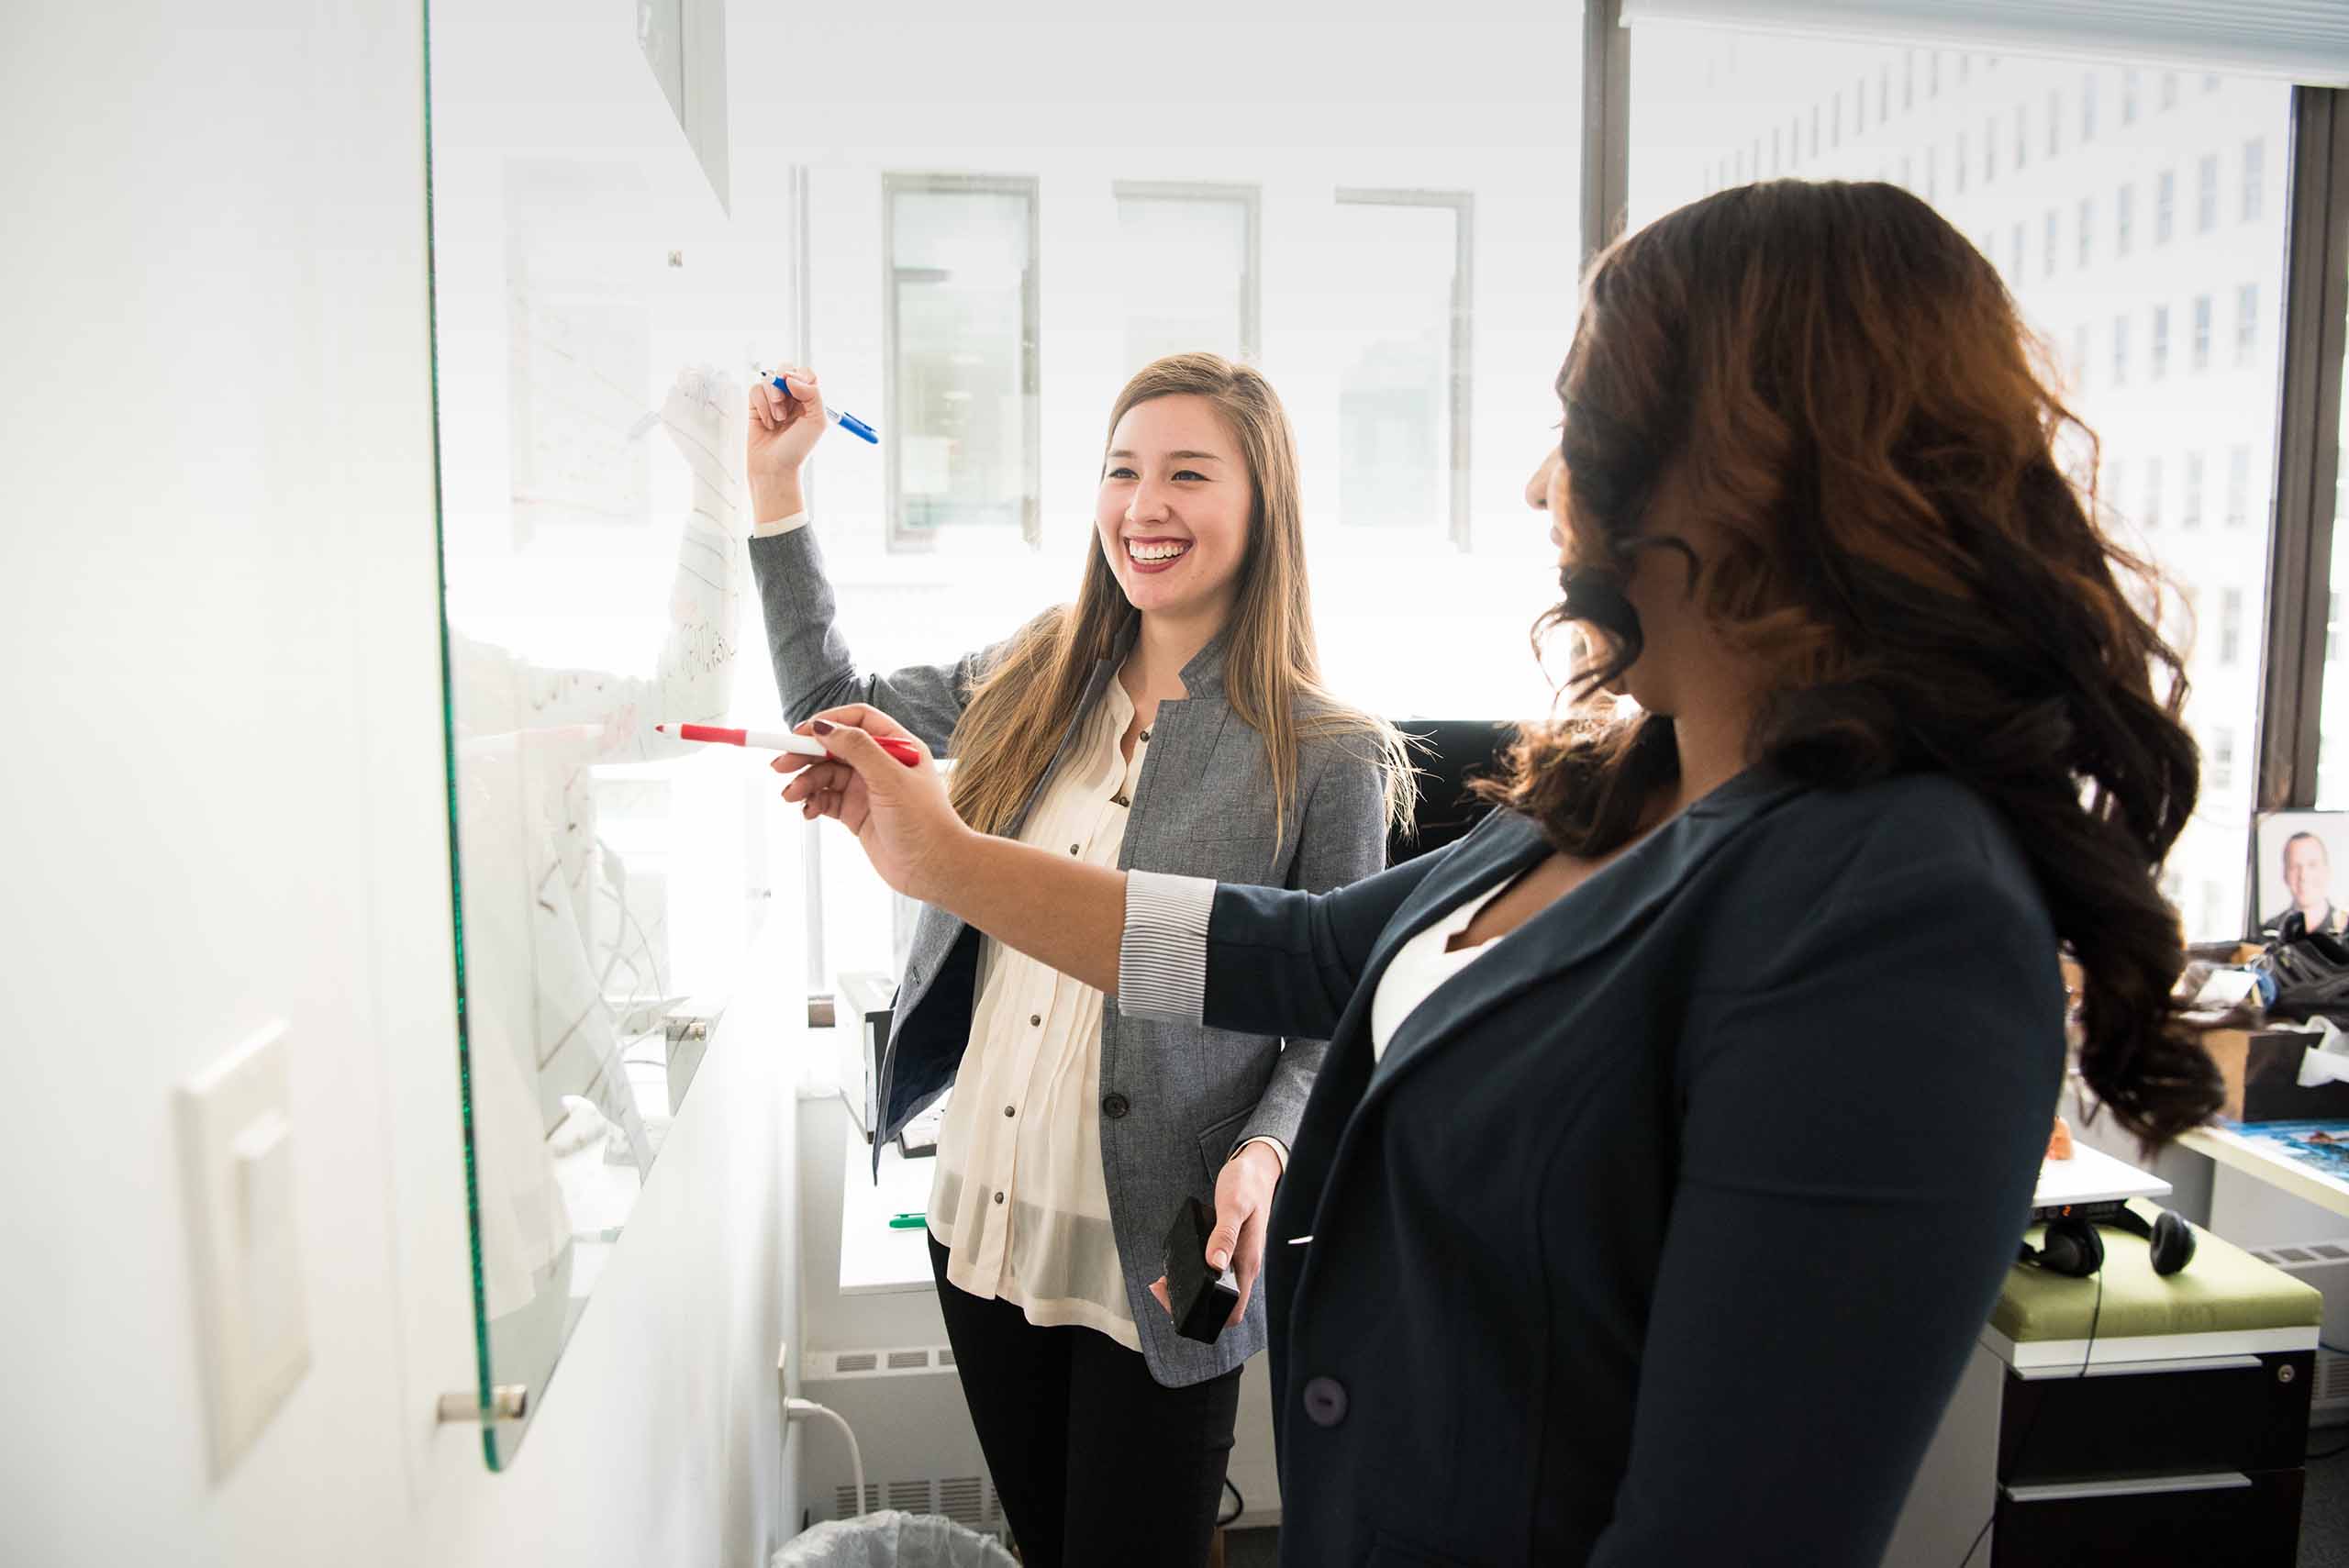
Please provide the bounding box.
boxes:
[177,1020,310,1478]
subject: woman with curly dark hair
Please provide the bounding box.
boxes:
[772,180,2223,1565]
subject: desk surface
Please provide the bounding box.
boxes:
[2034,1140,2172,1208]
[839,1130,940,1296]
[2182,1123,2349,1222]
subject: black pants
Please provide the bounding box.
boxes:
[928,1236,1241,1568]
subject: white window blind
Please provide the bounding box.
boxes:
[1619,3,2349,85]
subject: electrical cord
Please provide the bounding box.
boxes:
[1218,1476,1244,1529]
[1954,1266,2103,1568]
[786,1397,867,1519]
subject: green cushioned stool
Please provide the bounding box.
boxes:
[1886,1200,2321,1567]
[1987,1199,2321,1373]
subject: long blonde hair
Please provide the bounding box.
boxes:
[946,351,1411,849]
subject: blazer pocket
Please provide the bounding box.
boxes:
[1196,1106,1256,1190]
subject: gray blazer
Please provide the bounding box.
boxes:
[750,526,1388,1385]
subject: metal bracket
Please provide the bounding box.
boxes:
[438,1385,529,1425]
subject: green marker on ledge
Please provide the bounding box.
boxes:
[888,1212,927,1229]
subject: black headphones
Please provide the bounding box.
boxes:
[2017,1207,2195,1278]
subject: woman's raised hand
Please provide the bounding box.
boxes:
[774,705,968,903]
[746,365,825,520]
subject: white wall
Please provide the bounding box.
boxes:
[0,5,805,1564]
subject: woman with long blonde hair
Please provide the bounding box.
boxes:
[746,351,1407,1566]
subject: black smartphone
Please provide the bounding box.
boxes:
[1163,1196,1241,1344]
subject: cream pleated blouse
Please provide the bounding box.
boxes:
[926,678,1152,1348]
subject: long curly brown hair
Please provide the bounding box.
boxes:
[1474,180,2221,1146]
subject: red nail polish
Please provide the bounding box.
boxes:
[811,718,835,735]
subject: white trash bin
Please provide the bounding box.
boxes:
[772,1510,1019,1568]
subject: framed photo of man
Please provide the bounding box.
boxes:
[2254,811,2349,940]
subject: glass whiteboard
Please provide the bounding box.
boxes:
[425,0,779,1467]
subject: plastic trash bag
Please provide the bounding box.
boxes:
[773,1510,1019,1568]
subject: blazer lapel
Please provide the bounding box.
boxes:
[1360,769,1803,1102]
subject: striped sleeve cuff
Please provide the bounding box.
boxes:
[751,509,811,539]
[1119,870,1217,1025]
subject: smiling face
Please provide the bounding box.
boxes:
[1095,394,1253,625]
[2287,834,2332,914]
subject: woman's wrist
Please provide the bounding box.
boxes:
[907,817,985,910]
[751,474,807,527]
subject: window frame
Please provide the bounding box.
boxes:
[879,170,1043,552]
[2256,88,2349,811]
[1335,186,1476,549]
[1108,178,1265,366]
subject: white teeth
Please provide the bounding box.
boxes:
[1128,540,1192,562]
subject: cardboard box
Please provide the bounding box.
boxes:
[2205,1026,2349,1122]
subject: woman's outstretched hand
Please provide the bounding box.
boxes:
[773,705,969,903]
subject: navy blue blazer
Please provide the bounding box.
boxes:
[1201,769,2064,1566]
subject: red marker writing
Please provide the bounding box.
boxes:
[655,721,922,768]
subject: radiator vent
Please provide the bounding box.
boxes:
[2247,1239,2349,1422]
[803,1345,1002,1532]
[938,1476,986,1527]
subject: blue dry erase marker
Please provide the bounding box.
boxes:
[762,367,878,444]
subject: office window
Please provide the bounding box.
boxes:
[2122,69,2140,125]
[1904,50,1915,110]
[2238,282,2260,363]
[1113,183,1260,371]
[1958,52,1971,84]
[2009,225,2023,282]
[2227,446,2252,528]
[2211,733,2236,795]
[1881,64,1891,121]
[1331,190,1472,541]
[1809,105,1820,159]
[2155,170,2175,245]
[885,174,1040,546]
[1954,132,1967,194]
[1900,154,1913,191]
[2244,139,2266,222]
[1831,91,1842,148]
[2043,209,2059,279]
[2182,450,2203,528]
[2161,71,2179,111]
[2197,154,2219,234]
[1929,50,1940,98]
[1771,127,1782,174]
[1630,34,2292,938]
[2221,588,2243,666]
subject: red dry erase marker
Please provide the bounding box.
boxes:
[655,721,921,768]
